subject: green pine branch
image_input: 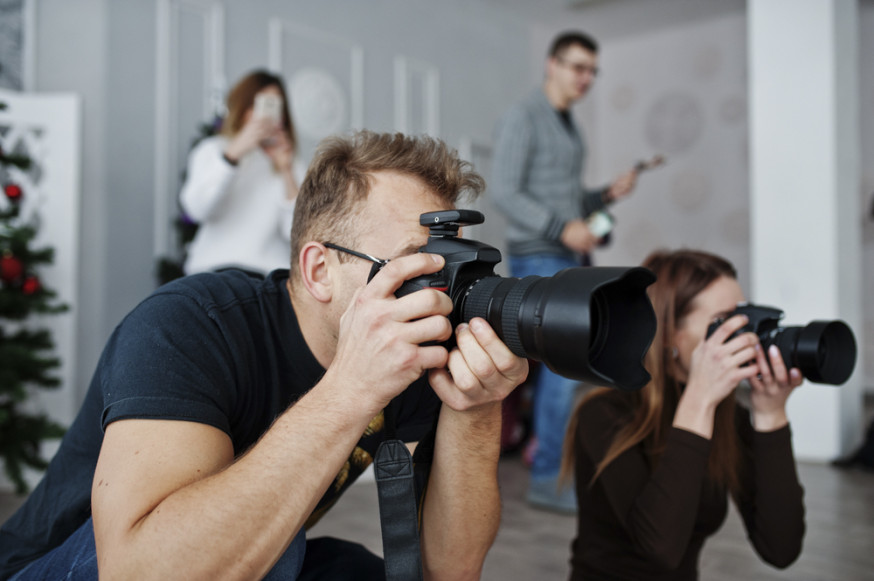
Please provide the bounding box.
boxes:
[0,153,32,171]
[0,327,62,396]
[0,101,68,494]
[0,404,65,494]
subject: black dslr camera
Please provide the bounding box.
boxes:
[369,210,658,391]
[706,303,857,385]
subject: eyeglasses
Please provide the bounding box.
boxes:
[556,57,599,77]
[323,242,389,267]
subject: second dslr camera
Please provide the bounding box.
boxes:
[706,303,856,385]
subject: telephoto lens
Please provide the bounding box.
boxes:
[461,267,657,391]
[382,210,658,392]
[768,320,856,385]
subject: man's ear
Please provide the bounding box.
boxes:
[297,242,333,303]
[545,55,559,79]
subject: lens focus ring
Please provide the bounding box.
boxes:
[462,276,539,358]
[499,277,540,357]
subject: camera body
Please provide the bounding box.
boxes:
[706,302,857,385]
[389,210,500,318]
[369,210,658,391]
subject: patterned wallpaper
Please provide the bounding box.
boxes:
[590,15,751,291]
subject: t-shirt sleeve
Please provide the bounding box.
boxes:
[99,290,238,436]
[576,395,712,570]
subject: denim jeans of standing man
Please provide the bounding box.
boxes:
[509,254,581,515]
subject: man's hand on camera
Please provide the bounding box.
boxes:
[326,253,453,416]
[428,317,529,412]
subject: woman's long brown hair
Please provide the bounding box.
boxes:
[561,249,742,493]
[221,69,297,151]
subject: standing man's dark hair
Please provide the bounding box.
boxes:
[548,31,599,57]
[489,29,642,515]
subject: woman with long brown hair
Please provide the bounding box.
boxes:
[181,69,303,276]
[563,249,805,580]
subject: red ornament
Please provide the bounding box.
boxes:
[0,253,24,283]
[4,183,23,202]
[22,275,41,295]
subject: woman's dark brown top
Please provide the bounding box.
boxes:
[570,390,805,580]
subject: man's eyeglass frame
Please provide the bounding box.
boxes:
[555,56,599,77]
[323,242,389,267]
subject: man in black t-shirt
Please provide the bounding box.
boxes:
[0,131,529,580]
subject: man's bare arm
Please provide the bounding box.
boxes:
[93,253,455,580]
[92,385,376,581]
[420,319,528,580]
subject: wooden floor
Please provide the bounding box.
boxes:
[306,457,874,581]
[2,454,873,580]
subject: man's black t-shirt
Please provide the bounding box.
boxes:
[0,270,441,578]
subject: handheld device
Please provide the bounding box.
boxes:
[253,92,283,123]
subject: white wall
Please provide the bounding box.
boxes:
[748,0,862,459]
[588,13,750,286]
[861,0,874,392]
[34,0,109,407]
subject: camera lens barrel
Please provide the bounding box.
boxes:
[460,267,657,391]
[406,210,658,391]
[461,276,535,356]
[770,320,857,385]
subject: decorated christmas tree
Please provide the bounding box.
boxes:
[0,101,67,494]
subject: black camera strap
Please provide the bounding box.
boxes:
[375,400,424,581]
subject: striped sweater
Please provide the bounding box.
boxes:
[489,89,607,257]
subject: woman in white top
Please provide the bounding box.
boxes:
[181,70,306,276]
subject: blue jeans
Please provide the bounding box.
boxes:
[10,517,307,580]
[509,254,582,481]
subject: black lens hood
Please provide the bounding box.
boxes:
[794,320,857,385]
[529,266,656,391]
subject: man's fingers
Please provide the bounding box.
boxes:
[402,315,453,346]
[393,288,453,323]
[365,253,444,298]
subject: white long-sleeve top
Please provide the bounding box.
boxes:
[180,135,305,275]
